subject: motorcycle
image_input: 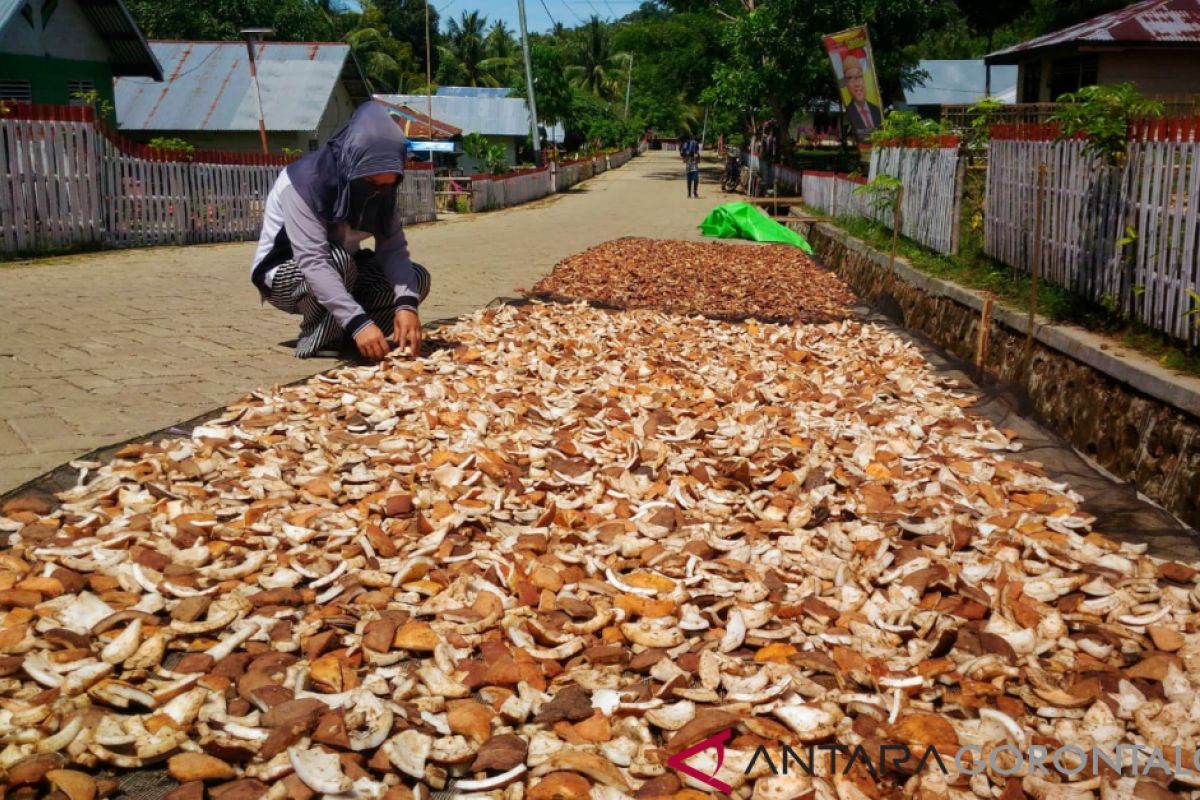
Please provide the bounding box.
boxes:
[720,153,742,193]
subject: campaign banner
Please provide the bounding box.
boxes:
[824,26,884,139]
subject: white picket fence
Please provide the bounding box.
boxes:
[869,143,964,254]
[0,105,437,253]
[801,172,873,219]
[798,142,964,254]
[985,120,1200,345]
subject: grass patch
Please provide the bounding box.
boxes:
[818,210,1200,379]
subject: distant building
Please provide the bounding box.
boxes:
[985,0,1200,103]
[114,41,370,153]
[375,87,564,173]
[374,97,462,168]
[902,60,1018,116]
[0,0,161,122]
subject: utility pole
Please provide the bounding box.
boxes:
[424,0,433,130]
[517,0,541,164]
[240,28,274,155]
[624,54,633,117]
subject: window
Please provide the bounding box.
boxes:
[1021,61,1041,103]
[0,80,32,102]
[67,80,95,104]
[1049,55,1098,101]
[308,139,319,151]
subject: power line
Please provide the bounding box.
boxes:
[119,45,225,85]
[537,0,559,27]
[559,0,586,23]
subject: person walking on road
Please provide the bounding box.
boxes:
[250,101,430,360]
[681,136,701,198]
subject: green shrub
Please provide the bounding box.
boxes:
[463,132,509,175]
[147,136,195,159]
[868,111,948,147]
[1051,83,1163,165]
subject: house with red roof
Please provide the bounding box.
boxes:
[985,0,1200,103]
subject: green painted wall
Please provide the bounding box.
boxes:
[0,54,116,123]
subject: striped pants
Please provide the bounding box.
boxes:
[267,244,431,358]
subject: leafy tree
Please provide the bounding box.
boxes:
[437,11,499,87]
[1028,0,1129,35]
[613,10,720,136]
[954,0,1032,54]
[375,0,439,79]
[484,21,520,86]
[566,17,629,101]
[126,0,334,40]
[694,0,936,155]
[514,41,574,138]
[346,3,422,92]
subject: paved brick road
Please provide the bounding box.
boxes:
[0,151,726,491]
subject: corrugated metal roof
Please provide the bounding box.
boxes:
[436,86,515,98]
[374,93,565,141]
[2,0,162,78]
[374,99,461,139]
[987,0,1200,61]
[114,41,366,131]
[903,60,1018,105]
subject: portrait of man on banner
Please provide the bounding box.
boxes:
[823,26,884,140]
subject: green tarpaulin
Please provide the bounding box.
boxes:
[699,201,813,254]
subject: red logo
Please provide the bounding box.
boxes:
[666,729,733,793]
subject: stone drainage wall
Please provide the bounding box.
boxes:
[803,222,1200,530]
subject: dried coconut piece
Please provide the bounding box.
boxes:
[4,300,1200,800]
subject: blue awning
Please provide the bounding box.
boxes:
[408,141,458,153]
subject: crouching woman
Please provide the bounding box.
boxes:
[250,101,430,360]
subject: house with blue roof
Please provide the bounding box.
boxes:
[375,86,564,173]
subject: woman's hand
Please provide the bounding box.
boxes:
[393,309,422,357]
[353,323,391,361]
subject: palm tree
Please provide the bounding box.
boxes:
[484,21,520,86]
[566,17,629,101]
[438,10,500,87]
[346,5,420,93]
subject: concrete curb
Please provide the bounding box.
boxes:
[815,222,1200,421]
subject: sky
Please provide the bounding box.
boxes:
[431,0,643,34]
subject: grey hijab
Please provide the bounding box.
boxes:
[286,101,407,236]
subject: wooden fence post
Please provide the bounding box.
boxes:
[1025,162,1047,371]
[949,153,967,256]
[975,296,994,369]
[888,185,904,281]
